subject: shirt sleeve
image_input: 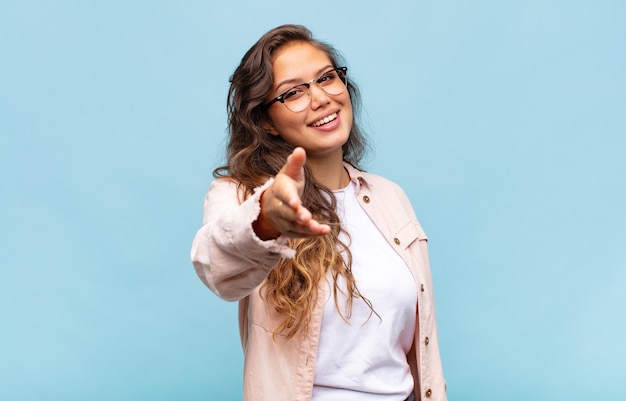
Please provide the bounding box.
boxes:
[190,177,296,301]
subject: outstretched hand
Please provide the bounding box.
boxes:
[253,147,331,240]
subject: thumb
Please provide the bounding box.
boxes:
[281,147,307,182]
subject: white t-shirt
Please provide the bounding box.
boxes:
[312,180,417,401]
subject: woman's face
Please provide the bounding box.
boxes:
[265,42,353,161]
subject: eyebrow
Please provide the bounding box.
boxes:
[274,64,334,93]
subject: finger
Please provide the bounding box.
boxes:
[283,221,331,238]
[267,177,300,214]
[272,202,323,235]
[280,213,331,237]
[304,220,331,236]
[280,147,306,182]
[275,198,300,223]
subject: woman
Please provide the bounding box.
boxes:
[191,24,446,401]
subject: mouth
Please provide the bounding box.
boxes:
[311,112,338,127]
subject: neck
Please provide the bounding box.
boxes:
[306,152,350,190]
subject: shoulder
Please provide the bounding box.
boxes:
[363,170,404,192]
[206,177,240,198]
[344,163,408,197]
[345,162,421,225]
[207,176,274,206]
[209,176,237,191]
[202,177,245,209]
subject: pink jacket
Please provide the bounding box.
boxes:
[191,163,447,401]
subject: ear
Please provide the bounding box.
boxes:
[262,116,280,136]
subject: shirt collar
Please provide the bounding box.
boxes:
[343,162,373,191]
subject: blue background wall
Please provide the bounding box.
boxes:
[1,1,624,400]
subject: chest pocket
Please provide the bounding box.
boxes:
[393,221,428,250]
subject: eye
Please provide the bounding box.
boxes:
[317,70,337,85]
[282,85,307,101]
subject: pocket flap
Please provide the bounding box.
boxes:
[394,222,428,249]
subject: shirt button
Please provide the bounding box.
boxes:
[394,237,400,245]
[425,336,430,345]
[425,388,432,397]
[362,195,370,203]
[420,283,425,292]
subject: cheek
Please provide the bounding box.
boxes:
[343,92,353,112]
[343,98,354,124]
[277,115,304,133]
[268,108,296,131]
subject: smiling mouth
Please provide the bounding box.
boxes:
[311,112,338,127]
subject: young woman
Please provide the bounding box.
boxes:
[191,24,447,401]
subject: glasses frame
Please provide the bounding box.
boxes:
[265,66,348,112]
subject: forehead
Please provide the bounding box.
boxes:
[271,42,333,81]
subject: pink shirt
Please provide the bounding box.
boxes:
[190,163,447,401]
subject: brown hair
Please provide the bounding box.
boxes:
[214,24,372,339]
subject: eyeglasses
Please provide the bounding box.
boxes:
[266,67,348,113]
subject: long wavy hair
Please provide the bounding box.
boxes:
[214,24,373,339]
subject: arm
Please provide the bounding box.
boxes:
[190,178,295,301]
[190,148,330,301]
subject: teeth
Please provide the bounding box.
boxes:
[312,113,337,127]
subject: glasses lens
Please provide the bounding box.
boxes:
[283,84,310,112]
[281,68,348,112]
[318,68,348,96]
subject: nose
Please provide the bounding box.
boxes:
[308,83,331,110]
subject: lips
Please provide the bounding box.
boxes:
[311,112,338,127]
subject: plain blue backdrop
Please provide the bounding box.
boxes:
[1,1,625,400]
